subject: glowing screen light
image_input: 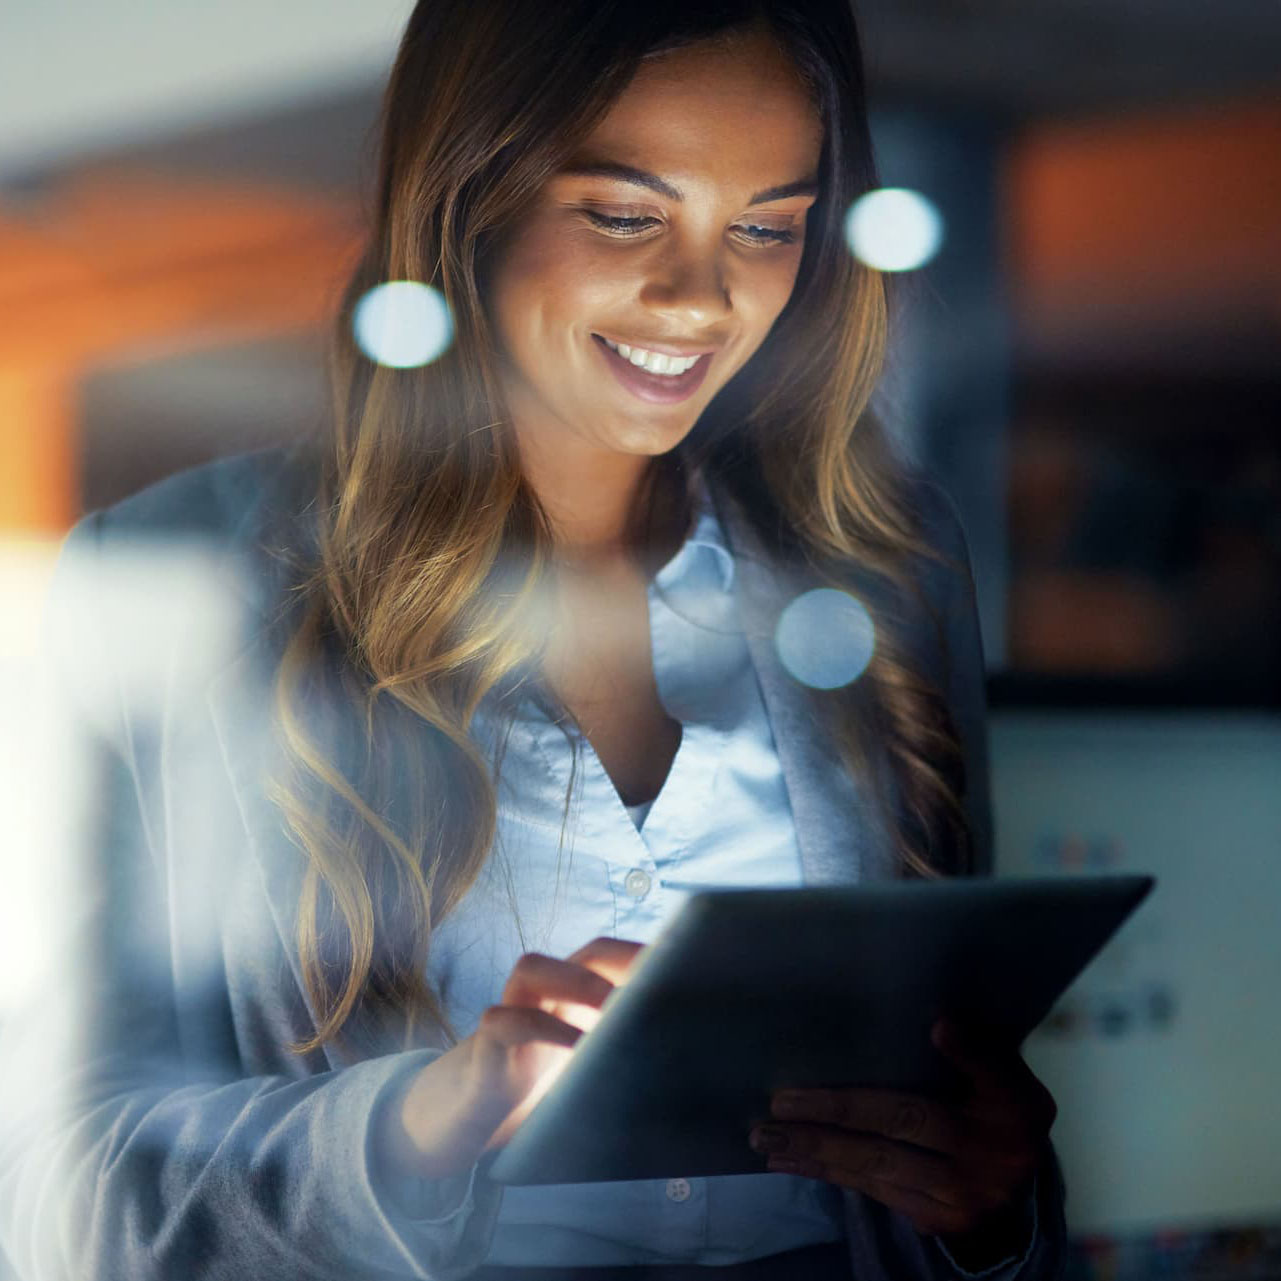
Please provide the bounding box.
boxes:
[775,588,876,690]
[844,188,944,273]
[353,281,453,369]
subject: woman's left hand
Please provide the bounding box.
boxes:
[750,1016,1057,1267]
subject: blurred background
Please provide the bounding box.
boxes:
[2,2,1278,1277]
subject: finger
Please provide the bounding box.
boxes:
[762,1149,973,1233]
[502,952,616,1011]
[469,1006,581,1153]
[759,1110,1043,1210]
[930,1017,1015,1094]
[567,936,646,985]
[476,1003,584,1053]
[763,1147,1000,1235]
[468,1006,582,1115]
[771,1087,966,1157]
[751,1124,954,1196]
[932,1019,1056,1124]
[831,1169,975,1237]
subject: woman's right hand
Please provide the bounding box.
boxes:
[378,937,644,1180]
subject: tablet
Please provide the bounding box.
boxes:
[486,873,1155,1186]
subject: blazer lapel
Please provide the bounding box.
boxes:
[709,482,897,887]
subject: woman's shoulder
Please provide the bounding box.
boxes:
[45,444,321,736]
[899,469,973,577]
[60,441,322,626]
[84,441,316,547]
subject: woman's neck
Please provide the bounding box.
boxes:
[516,434,647,557]
[517,447,695,578]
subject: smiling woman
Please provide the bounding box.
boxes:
[0,2,1069,1280]
[490,31,820,471]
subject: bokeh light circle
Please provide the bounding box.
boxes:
[352,280,453,369]
[775,588,876,690]
[844,188,945,273]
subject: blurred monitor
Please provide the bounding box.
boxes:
[990,709,1281,1235]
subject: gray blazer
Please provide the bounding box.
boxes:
[0,444,1066,1280]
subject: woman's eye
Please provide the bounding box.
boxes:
[736,223,797,245]
[583,210,797,246]
[584,211,660,237]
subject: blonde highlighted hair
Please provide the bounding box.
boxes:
[267,0,970,1058]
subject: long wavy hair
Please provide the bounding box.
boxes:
[268,0,971,1058]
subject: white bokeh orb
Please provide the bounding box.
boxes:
[844,188,945,273]
[775,588,876,690]
[352,280,453,369]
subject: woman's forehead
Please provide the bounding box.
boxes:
[606,28,816,121]
[567,36,822,197]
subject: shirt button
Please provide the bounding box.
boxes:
[623,868,652,899]
[665,1178,691,1203]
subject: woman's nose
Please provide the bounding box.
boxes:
[637,245,732,328]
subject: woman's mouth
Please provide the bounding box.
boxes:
[591,333,712,404]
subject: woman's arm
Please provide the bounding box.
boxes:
[836,480,1070,1279]
[924,477,995,879]
[0,1002,499,1281]
[0,513,506,1281]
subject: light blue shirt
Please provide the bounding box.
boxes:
[423,476,1038,1276]
[427,476,847,1266]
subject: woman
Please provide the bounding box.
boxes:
[2,1,1067,1278]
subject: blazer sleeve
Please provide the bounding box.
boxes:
[0,511,502,1281]
[841,481,1070,1281]
[931,479,994,878]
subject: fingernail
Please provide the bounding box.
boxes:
[749,1126,789,1154]
[772,1092,803,1119]
[767,1156,801,1174]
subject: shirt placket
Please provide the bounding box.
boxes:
[633,533,745,1240]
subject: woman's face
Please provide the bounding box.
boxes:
[487,28,823,469]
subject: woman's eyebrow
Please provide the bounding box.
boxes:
[557,160,819,205]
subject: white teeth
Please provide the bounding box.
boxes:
[602,337,701,376]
